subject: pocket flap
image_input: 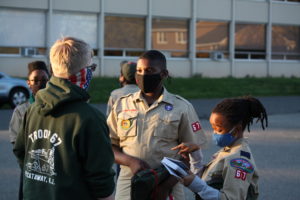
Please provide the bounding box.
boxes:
[118,111,138,120]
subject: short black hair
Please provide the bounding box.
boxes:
[212,96,268,132]
[139,50,166,69]
[28,61,49,77]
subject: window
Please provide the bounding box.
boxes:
[196,21,229,59]
[152,18,189,58]
[175,32,187,44]
[272,25,300,60]
[0,47,20,55]
[235,24,266,59]
[273,0,300,2]
[104,16,145,56]
[157,32,167,44]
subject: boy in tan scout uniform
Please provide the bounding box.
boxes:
[106,61,139,116]
[107,50,207,200]
[176,96,267,200]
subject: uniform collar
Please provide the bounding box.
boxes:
[123,84,138,89]
[132,87,174,105]
[223,138,246,152]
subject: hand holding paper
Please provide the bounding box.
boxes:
[161,157,189,179]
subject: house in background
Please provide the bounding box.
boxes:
[0,0,299,78]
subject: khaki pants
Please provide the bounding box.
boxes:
[115,166,185,200]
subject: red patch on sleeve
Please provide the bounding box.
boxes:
[235,169,247,181]
[191,121,201,132]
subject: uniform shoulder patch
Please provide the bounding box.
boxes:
[230,158,254,173]
[240,150,251,159]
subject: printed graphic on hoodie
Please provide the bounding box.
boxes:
[25,129,62,185]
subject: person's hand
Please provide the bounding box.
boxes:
[171,142,200,159]
[128,157,150,175]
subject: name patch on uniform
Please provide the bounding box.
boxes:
[191,121,201,132]
[230,158,254,173]
[165,104,173,111]
[121,119,131,130]
[235,169,247,181]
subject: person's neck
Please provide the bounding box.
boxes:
[142,87,163,106]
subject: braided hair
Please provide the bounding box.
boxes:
[212,96,268,132]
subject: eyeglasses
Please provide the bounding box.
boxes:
[29,79,48,85]
[87,63,97,72]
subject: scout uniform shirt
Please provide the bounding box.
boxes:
[107,88,207,200]
[201,138,259,200]
[9,101,30,144]
[106,84,140,116]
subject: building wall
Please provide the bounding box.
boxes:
[0,0,299,78]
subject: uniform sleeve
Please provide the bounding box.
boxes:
[78,111,115,198]
[107,101,120,147]
[13,110,28,168]
[189,149,204,175]
[219,157,255,200]
[9,107,23,144]
[188,176,220,200]
[178,103,207,147]
[106,95,114,117]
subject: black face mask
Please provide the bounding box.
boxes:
[135,73,162,93]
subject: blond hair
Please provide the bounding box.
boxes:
[50,37,92,78]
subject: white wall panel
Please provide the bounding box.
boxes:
[152,0,191,18]
[53,0,100,13]
[236,1,268,23]
[271,61,300,77]
[105,0,147,15]
[0,57,49,77]
[103,58,138,77]
[195,60,231,77]
[272,3,300,25]
[51,12,98,48]
[197,0,231,20]
[0,9,45,46]
[0,0,47,9]
[167,59,191,77]
[234,61,267,77]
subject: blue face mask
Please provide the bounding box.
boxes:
[212,128,236,147]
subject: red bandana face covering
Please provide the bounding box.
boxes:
[69,67,93,90]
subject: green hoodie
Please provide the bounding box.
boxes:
[13,76,115,200]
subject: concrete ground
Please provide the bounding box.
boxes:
[0,96,300,200]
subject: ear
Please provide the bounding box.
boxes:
[27,80,31,87]
[234,123,244,138]
[161,69,169,79]
[119,75,125,83]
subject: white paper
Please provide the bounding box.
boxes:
[161,157,189,179]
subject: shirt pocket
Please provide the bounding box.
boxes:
[117,111,138,139]
[154,113,181,140]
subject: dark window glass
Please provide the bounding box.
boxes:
[272,25,300,60]
[196,21,229,59]
[105,16,145,49]
[235,24,266,59]
[152,18,189,58]
[0,47,20,54]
